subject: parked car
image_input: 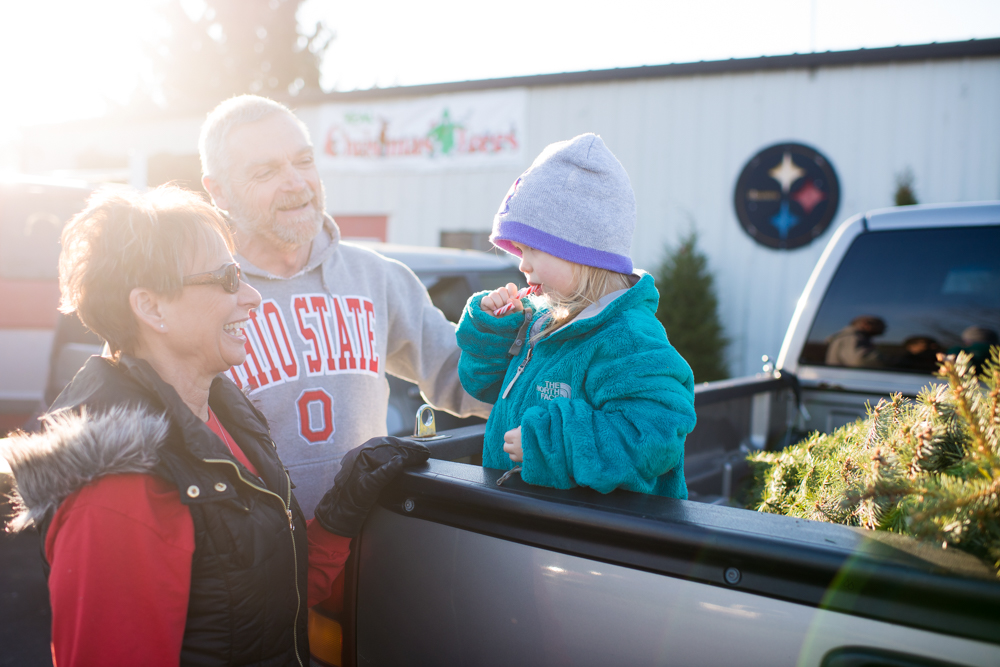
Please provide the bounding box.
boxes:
[308,202,1000,667]
[0,177,93,435]
[34,239,523,437]
[0,172,521,438]
[352,241,524,435]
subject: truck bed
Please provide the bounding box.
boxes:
[339,425,1000,667]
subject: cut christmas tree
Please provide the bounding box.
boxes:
[747,347,1000,576]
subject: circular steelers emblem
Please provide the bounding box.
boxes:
[733,142,840,250]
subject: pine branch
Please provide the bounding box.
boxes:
[940,352,1000,475]
[909,476,1000,525]
[746,349,1000,576]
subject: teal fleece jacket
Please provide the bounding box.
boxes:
[456,273,696,498]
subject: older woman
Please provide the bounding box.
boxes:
[2,186,426,666]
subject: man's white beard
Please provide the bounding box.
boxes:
[226,182,327,252]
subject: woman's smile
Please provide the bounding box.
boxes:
[223,319,250,339]
[162,244,262,379]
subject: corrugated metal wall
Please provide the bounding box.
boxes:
[15,53,1000,379]
[311,56,1000,377]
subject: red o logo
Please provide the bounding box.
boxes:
[297,389,335,444]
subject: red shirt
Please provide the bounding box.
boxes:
[45,414,351,667]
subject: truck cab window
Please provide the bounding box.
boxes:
[800,225,1000,374]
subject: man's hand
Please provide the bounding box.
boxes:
[314,436,430,537]
[481,283,523,316]
[503,426,523,462]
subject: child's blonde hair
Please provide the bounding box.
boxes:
[529,264,631,344]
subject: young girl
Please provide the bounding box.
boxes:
[456,133,697,498]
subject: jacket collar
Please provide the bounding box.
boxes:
[532,271,657,343]
[114,357,287,495]
[48,356,285,502]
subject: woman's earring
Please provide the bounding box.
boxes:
[160,324,165,330]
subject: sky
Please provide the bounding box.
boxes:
[1,0,999,143]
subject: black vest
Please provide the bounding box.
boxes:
[42,357,309,667]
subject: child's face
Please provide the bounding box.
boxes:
[512,242,577,299]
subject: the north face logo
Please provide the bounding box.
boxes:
[537,381,571,401]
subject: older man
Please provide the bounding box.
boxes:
[200,95,490,516]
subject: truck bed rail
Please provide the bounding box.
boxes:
[377,459,1000,646]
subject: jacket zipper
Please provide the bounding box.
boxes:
[501,347,533,400]
[204,458,304,667]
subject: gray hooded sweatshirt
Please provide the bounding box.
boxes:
[231,217,491,517]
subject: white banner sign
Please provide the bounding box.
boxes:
[316,89,526,170]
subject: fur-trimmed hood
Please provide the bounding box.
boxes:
[2,406,169,532]
[2,355,311,665]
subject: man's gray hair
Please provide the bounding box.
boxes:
[199,95,312,184]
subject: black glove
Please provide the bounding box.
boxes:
[314,436,430,537]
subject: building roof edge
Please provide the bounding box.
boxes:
[291,37,1000,103]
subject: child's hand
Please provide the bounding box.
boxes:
[503,426,523,462]
[481,283,523,316]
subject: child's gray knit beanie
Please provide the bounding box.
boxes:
[490,133,636,274]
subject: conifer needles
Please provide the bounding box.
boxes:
[747,348,1000,575]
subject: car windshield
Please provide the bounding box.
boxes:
[800,225,1000,374]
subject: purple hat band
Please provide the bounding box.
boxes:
[492,220,633,274]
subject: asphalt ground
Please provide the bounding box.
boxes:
[1,493,53,666]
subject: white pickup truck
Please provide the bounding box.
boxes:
[307,201,1000,667]
[2,200,998,666]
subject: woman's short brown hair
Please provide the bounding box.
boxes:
[59,185,234,357]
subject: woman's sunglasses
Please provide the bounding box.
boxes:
[182,262,242,293]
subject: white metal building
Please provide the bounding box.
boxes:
[14,38,1000,377]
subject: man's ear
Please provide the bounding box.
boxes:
[203,175,230,211]
[130,287,168,333]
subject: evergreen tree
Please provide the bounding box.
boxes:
[143,0,333,111]
[747,348,1000,575]
[894,168,918,206]
[654,233,729,382]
